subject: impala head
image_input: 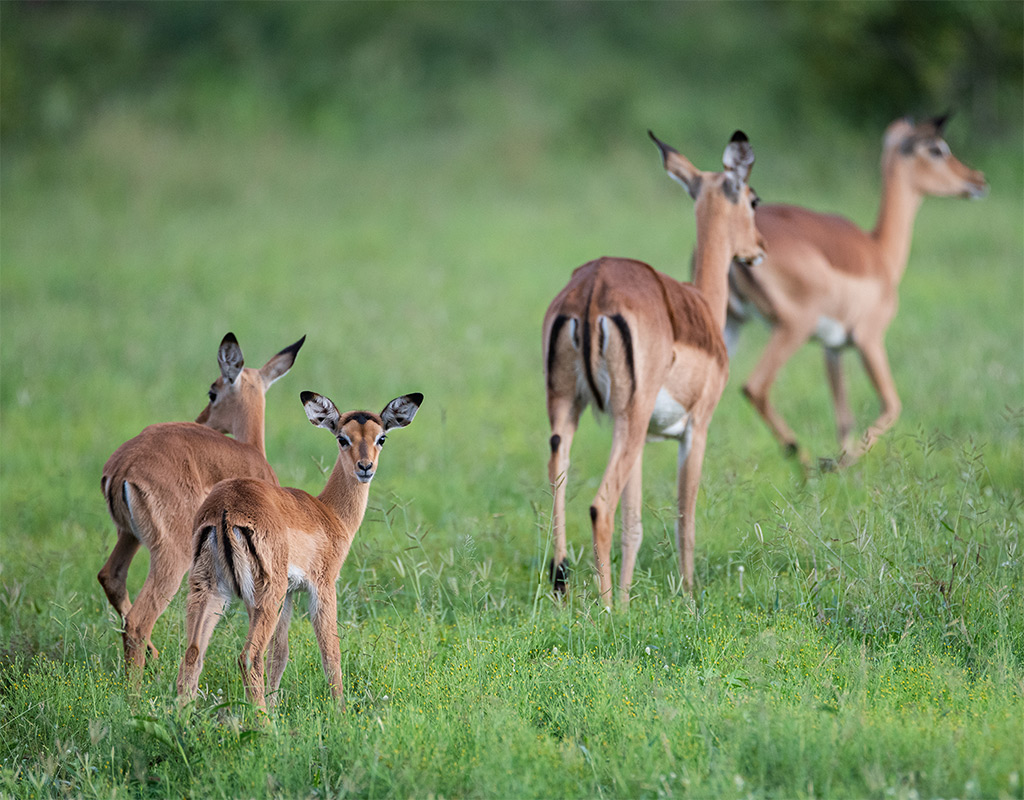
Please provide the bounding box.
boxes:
[302,391,423,484]
[884,114,988,199]
[649,129,766,267]
[195,332,306,436]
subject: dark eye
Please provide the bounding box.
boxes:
[750,192,760,209]
[208,389,217,402]
[377,435,387,447]
[338,435,351,449]
[928,145,943,158]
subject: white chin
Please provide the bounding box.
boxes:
[356,474,374,484]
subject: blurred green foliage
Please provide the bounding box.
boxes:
[2,1,1020,145]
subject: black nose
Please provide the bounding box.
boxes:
[357,461,373,472]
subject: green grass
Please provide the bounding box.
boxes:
[2,18,1023,798]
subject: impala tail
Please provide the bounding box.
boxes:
[194,508,264,606]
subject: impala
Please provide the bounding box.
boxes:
[543,130,765,604]
[99,332,304,670]
[727,114,987,465]
[177,391,423,710]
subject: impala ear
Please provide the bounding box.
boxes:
[929,111,953,135]
[218,332,244,385]
[722,130,754,185]
[381,393,423,431]
[302,391,341,433]
[649,129,702,199]
[260,334,305,388]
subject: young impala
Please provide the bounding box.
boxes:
[177,391,423,711]
[99,332,304,670]
[544,130,765,604]
[727,114,987,465]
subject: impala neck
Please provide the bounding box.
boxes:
[317,458,371,534]
[691,222,735,332]
[232,409,266,456]
[871,155,924,283]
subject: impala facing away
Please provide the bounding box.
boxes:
[544,130,765,604]
[99,332,304,670]
[727,114,987,465]
[177,391,423,711]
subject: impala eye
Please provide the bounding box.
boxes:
[338,435,351,449]
[377,435,387,447]
[208,389,217,402]
[928,145,943,158]
[750,192,760,209]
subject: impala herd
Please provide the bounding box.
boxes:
[98,116,986,710]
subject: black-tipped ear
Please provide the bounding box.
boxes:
[381,393,423,431]
[302,391,340,433]
[649,130,702,199]
[218,333,244,384]
[931,111,953,134]
[648,129,677,161]
[723,131,755,184]
[260,334,305,388]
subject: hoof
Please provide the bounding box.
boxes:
[549,558,569,594]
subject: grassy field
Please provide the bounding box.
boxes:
[2,6,1023,799]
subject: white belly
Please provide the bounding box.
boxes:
[814,316,848,348]
[648,387,690,441]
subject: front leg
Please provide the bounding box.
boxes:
[309,591,345,711]
[676,426,708,595]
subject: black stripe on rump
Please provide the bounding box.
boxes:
[608,313,635,403]
[193,524,215,566]
[546,314,569,392]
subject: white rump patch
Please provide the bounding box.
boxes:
[568,318,581,351]
[814,316,848,349]
[122,483,146,545]
[231,527,256,607]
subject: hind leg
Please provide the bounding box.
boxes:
[97,528,141,621]
[123,541,190,671]
[547,394,582,593]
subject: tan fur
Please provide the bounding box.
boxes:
[98,333,303,671]
[176,392,422,711]
[543,131,765,604]
[729,116,987,464]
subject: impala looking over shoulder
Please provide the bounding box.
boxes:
[727,114,987,465]
[543,130,764,604]
[177,391,423,711]
[99,332,304,671]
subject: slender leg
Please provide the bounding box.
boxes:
[846,338,901,463]
[617,452,644,605]
[591,415,648,605]
[824,347,855,455]
[97,528,141,621]
[547,393,583,593]
[265,593,294,708]
[238,586,286,710]
[742,322,813,463]
[309,592,345,710]
[177,569,229,704]
[676,426,708,595]
[122,543,190,671]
